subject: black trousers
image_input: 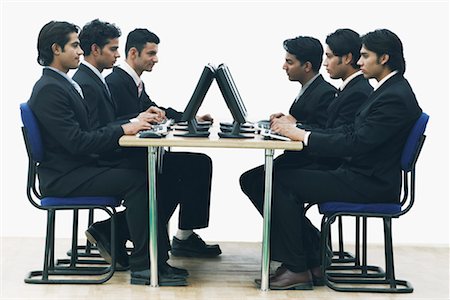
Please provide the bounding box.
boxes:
[60,167,167,272]
[240,152,357,272]
[121,148,213,230]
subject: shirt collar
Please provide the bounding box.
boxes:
[45,66,84,98]
[118,61,141,87]
[302,73,320,92]
[45,66,73,83]
[81,60,106,84]
[339,70,363,91]
[374,70,398,91]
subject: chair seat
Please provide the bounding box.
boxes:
[41,196,120,207]
[318,202,401,215]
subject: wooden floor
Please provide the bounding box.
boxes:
[1,237,449,299]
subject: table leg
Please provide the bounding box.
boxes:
[148,146,158,287]
[261,148,274,291]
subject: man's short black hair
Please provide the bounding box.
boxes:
[361,29,406,75]
[283,36,323,72]
[79,19,121,56]
[125,28,160,57]
[326,28,361,69]
[37,21,79,66]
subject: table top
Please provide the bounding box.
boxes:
[119,127,303,151]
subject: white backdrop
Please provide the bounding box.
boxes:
[1,0,449,246]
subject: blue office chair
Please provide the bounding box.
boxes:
[20,103,120,284]
[318,112,429,293]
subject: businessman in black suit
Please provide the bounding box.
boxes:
[105,28,221,258]
[270,35,336,129]
[28,21,188,286]
[72,19,183,272]
[260,29,422,290]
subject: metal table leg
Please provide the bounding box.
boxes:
[148,146,158,287]
[261,148,274,291]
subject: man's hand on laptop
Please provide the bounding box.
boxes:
[271,114,297,126]
[146,106,166,119]
[137,112,164,123]
[122,120,152,135]
[269,112,285,120]
[197,114,214,123]
[271,122,305,141]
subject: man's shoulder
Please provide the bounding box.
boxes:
[314,75,337,93]
[72,66,92,84]
[105,67,129,83]
[344,75,373,96]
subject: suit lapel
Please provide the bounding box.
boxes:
[357,74,403,118]
[44,68,88,111]
[80,64,112,102]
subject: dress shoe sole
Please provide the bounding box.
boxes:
[270,282,314,290]
[130,277,188,286]
[171,249,222,258]
[85,230,129,271]
[85,229,112,264]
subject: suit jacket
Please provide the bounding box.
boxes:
[72,63,117,129]
[325,74,373,128]
[106,67,183,122]
[28,68,123,195]
[308,73,422,202]
[289,74,336,129]
[291,74,373,169]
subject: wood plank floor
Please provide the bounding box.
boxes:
[1,237,449,299]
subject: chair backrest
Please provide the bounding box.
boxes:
[20,103,44,162]
[400,112,429,172]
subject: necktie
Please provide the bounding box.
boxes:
[137,81,143,97]
[71,80,84,98]
[102,80,111,98]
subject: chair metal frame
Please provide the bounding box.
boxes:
[21,103,118,284]
[318,112,428,293]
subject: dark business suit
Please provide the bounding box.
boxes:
[72,63,117,129]
[240,73,342,211]
[325,74,373,129]
[105,66,213,230]
[267,73,422,271]
[289,74,336,129]
[28,68,169,271]
[106,67,183,122]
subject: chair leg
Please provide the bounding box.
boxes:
[331,216,358,264]
[327,216,385,279]
[59,209,107,266]
[324,215,413,293]
[25,207,116,284]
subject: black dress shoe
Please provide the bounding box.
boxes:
[130,269,188,286]
[269,269,313,290]
[85,223,130,270]
[160,262,189,278]
[171,233,222,257]
[254,265,287,286]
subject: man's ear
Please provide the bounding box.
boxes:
[91,44,100,55]
[304,61,313,72]
[128,47,138,58]
[343,53,353,65]
[51,43,61,56]
[379,53,390,66]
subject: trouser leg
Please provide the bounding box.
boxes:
[160,152,213,230]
